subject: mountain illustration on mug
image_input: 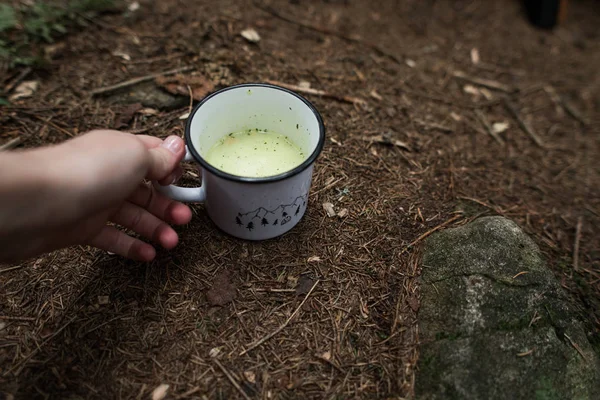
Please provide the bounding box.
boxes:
[235,194,308,230]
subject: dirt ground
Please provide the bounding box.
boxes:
[1,0,599,398]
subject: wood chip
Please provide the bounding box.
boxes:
[151,384,169,400]
[298,80,311,89]
[179,112,190,120]
[244,370,256,384]
[307,256,322,263]
[337,208,348,218]
[370,89,383,101]
[470,48,480,64]
[241,28,261,43]
[320,351,331,361]
[492,121,510,134]
[97,295,109,305]
[405,59,416,68]
[323,202,336,217]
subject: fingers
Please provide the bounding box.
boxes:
[110,201,180,250]
[146,136,186,181]
[88,226,156,262]
[128,183,192,225]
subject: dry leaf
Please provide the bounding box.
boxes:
[151,384,169,400]
[244,370,256,384]
[362,133,411,152]
[405,59,416,68]
[156,74,214,101]
[407,296,419,312]
[470,48,480,64]
[492,121,510,134]
[296,275,315,296]
[370,90,383,101]
[9,80,39,101]
[97,295,109,305]
[241,28,261,43]
[307,256,322,263]
[337,208,348,218]
[323,202,336,217]
[114,103,143,129]
[209,347,221,358]
[206,270,236,306]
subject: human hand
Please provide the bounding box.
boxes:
[0,130,192,263]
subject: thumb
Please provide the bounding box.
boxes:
[146,136,185,181]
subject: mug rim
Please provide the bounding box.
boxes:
[184,82,326,184]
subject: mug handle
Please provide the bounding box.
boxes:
[153,146,206,203]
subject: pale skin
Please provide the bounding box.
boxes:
[0,130,192,263]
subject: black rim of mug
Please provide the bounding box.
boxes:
[184,83,326,184]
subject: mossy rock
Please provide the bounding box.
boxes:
[416,216,600,400]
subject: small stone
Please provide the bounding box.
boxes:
[492,121,510,134]
[405,59,416,68]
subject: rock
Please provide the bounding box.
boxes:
[104,82,188,110]
[417,216,600,400]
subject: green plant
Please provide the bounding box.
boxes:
[0,0,119,69]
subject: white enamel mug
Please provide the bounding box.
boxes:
[155,83,325,240]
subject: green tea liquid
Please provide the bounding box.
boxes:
[204,130,305,178]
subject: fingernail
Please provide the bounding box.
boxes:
[161,136,182,154]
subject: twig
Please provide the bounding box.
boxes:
[564,333,587,361]
[516,349,534,357]
[503,99,545,148]
[255,2,403,66]
[452,71,514,93]
[0,315,35,321]
[573,217,583,272]
[400,214,463,255]
[266,80,366,105]
[5,316,76,376]
[560,98,589,126]
[4,67,32,93]
[0,137,22,152]
[240,280,319,355]
[91,66,195,96]
[475,110,505,145]
[512,271,529,279]
[211,358,252,400]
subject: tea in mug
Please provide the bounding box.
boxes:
[205,129,305,178]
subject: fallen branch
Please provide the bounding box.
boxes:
[400,214,463,255]
[240,280,319,355]
[452,71,514,93]
[91,66,195,96]
[573,217,583,272]
[503,99,545,148]
[255,2,404,66]
[475,110,505,145]
[0,137,22,152]
[266,80,366,105]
